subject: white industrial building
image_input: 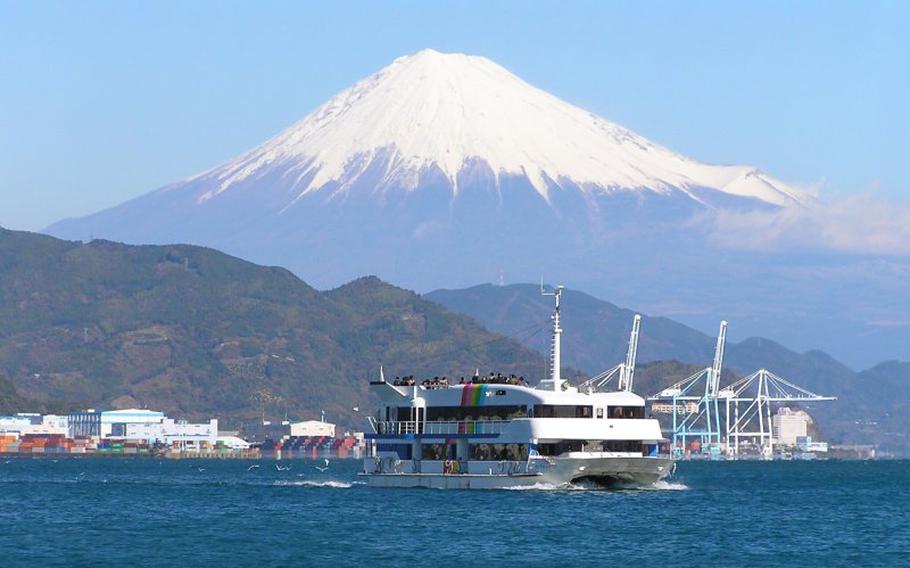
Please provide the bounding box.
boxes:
[68,409,165,438]
[796,436,828,453]
[289,420,336,438]
[6,408,247,451]
[216,434,251,449]
[773,407,811,446]
[0,413,68,437]
[113,418,218,449]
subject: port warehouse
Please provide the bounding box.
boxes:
[0,410,364,458]
[259,419,364,458]
[0,409,251,457]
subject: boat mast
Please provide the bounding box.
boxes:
[542,285,564,392]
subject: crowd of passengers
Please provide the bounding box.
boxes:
[391,372,528,389]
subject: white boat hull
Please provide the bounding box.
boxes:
[359,456,674,489]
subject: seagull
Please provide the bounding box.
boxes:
[197,467,206,472]
[275,463,291,472]
[314,459,330,472]
[247,464,261,471]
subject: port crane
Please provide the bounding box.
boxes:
[579,314,642,393]
[648,321,727,458]
[722,368,836,458]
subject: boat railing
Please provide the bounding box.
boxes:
[375,420,509,436]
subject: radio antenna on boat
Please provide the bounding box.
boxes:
[541,284,564,392]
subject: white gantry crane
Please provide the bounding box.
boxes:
[722,369,836,459]
[579,314,642,393]
[648,320,728,458]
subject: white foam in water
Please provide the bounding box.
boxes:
[503,482,590,492]
[275,480,356,489]
[647,480,689,491]
[503,480,689,492]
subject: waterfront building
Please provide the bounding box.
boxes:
[796,436,829,453]
[0,413,68,437]
[289,420,336,438]
[216,434,251,449]
[68,409,165,439]
[773,407,811,446]
[111,418,218,449]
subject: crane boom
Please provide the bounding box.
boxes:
[618,314,641,392]
[710,320,728,396]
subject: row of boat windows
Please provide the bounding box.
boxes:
[377,441,646,460]
[537,440,646,456]
[421,443,530,461]
[389,405,645,421]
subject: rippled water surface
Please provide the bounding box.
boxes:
[1,458,907,567]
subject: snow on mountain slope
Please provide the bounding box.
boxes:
[190,49,805,208]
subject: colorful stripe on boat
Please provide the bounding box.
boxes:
[457,422,476,434]
[460,384,488,406]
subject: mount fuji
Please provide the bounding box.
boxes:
[45,50,906,366]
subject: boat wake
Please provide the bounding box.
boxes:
[274,480,362,489]
[647,480,689,491]
[503,482,587,492]
[502,480,689,492]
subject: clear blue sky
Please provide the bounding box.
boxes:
[1,1,907,230]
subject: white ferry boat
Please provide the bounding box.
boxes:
[360,286,674,489]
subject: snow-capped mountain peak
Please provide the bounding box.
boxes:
[192,49,805,208]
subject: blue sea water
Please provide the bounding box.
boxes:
[0,458,907,567]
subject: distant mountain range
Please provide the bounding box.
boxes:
[426,284,909,452]
[41,49,909,367]
[0,228,550,429]
[1,228,906,450]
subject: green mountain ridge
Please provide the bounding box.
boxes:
[0,228,550,429]
[1,228,905,452]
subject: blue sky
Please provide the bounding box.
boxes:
[1,1,907,230]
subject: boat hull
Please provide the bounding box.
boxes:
[359,456,674,489]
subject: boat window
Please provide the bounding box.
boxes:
[538,440,644,455]
[424,406,528,422]
[607,406,645,419]
[598,440,644,452]
[376,443,412,459]
[469,443,529,461]
[537,441,583,456]
[532,405,594,418]
[596,408,604,419]
[421,443,455,460]
[394,407,413,421]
